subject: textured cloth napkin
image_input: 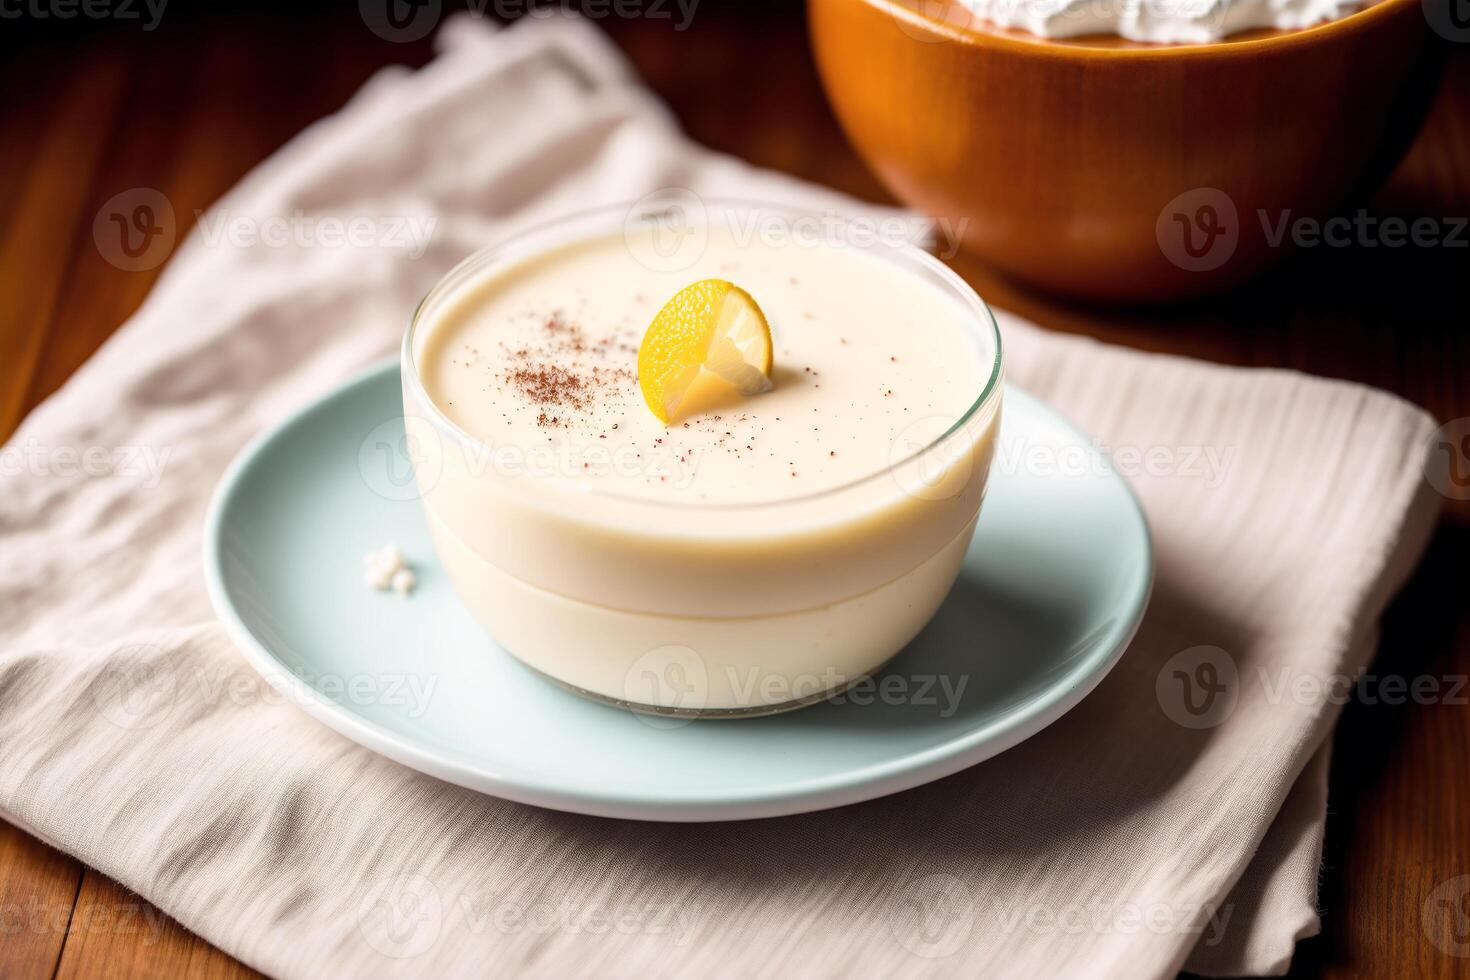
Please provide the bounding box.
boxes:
[0,16,1443,979]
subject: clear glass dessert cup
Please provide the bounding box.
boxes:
[401,196,1005,717]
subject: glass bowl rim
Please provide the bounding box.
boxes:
[400,195,1005,513]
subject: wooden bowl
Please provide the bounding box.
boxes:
[809,0,1440,302]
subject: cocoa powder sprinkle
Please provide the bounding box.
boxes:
[509,365,586,413]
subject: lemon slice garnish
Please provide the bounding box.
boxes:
[637,279,774,424]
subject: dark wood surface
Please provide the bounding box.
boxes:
[1,4,1466,977]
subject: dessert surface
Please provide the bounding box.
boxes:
[417,230,988,505]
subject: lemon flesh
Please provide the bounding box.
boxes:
[637,279,774,424]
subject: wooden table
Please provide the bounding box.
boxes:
[1,5,1466,978]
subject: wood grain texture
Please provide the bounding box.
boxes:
[52,874,262,980]
[0,823,82,980]
[0,41,131,435]
[0,4,1465,978]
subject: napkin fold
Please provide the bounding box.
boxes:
[0,16,1442,978]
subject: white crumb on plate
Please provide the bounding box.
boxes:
[363,544,415,597]
[390,567,416,597]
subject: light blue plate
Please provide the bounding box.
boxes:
[204,361,1151,822]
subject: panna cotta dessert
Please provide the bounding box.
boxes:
[402,200,1003,715]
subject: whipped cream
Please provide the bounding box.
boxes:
[959,0,1363,43]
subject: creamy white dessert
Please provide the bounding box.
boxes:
[959,0,1363,43]
[418,237,983,504]
[404,206,1003,714]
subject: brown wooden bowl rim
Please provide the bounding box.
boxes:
[857,0,1425,60]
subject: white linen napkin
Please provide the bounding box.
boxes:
[0,16,1443,978]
